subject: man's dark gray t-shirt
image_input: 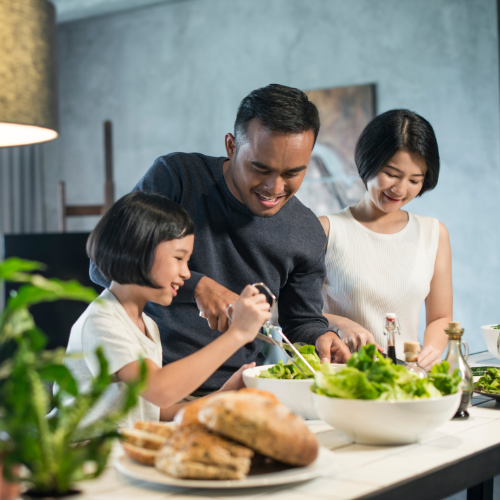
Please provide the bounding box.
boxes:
[90,152,330,391]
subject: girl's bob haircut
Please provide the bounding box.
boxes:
[355,109,440,197]
[87,191,194,288]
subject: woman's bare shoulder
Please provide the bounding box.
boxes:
[318,216,330,239]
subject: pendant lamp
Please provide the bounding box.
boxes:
[0,0,58,147]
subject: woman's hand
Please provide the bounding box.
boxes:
[230,285,271,343]
[418,345,442,370]
[218,362,256,392]
[337,318,381,352]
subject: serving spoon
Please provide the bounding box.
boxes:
[226,282,317,377]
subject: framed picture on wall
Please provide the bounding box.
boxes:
[296,84,376,215]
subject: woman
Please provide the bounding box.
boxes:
[320,109,452,369]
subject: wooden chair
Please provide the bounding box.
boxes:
[58,121,114,232]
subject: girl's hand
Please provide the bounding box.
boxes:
[218,362,256,392]
[230,285,271,343]
[337,319,382,352]
[418,345,442,370]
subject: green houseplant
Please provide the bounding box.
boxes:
[0,258,146,498]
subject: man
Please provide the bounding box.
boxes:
[91,84,350,394]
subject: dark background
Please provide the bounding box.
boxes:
[3,233,103,349]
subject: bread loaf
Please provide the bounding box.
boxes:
[134,420,178,439]
[174,389,279,428]
[155,426,253,480]
[198,391,318,466]
[122,443,158,466]
[120,428,167,450]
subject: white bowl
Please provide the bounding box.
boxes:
[312,391,462,445]
[480,325,500,359]
[242,364,345,420]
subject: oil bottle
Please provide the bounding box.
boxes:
[444,321,473,419]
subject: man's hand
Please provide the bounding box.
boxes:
[194,276,239,332]
[337,318,383,352]
[316,331,352,364]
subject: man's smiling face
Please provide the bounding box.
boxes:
[224,118,315,217]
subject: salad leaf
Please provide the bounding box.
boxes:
[314,367,378,399]
[475,367,500,394]
[428,361,462,395]
[258,344,321,379]
[311,344,461,400]
[492,324,500,330]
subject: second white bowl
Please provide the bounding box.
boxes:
[480,324,500,359]
[242,364,345,420]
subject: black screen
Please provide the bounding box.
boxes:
[3,233,103,349]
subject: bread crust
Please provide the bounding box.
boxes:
[122,443,157,466]
[198,392,319,466]
[134,420,178,439]
[174,398,210,427]
[155,426,253,480]
[120,428,167,450]
[174,389,278,428]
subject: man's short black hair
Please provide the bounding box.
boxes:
[234,84,320,149]
[355,109,440,197]
[87,191,194,288]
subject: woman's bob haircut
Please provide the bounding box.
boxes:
[355,109,440,197]
[87,191,194,288]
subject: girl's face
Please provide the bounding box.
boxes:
[366,149,427,214]
[147,234,194,306]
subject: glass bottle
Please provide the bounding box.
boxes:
[444,321,473,419]
[404,341,427,378]
[384,313,400,365]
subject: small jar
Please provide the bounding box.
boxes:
[404,341,427,379]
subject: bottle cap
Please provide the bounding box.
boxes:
[385,313,396,320]
[445,321,464,339]
[404,341,421,353]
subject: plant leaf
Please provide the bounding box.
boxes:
[0,258,45,281]
[39,365,78,397]
[7,279,97,310]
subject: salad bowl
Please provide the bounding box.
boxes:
[312,391,462,445]
[480,324,500,360]
[242,364,345,420]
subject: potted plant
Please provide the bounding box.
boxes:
[0,258,146,498]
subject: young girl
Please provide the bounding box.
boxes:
[65,191,271,425]
[320,109,452,369]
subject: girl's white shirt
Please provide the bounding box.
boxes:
[323,207,439,359]
[65,289,162,427]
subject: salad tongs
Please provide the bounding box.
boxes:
[226,282,317,377]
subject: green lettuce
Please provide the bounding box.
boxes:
[258,344,321,379]
[475,367,500,394]
[311,344,461,400]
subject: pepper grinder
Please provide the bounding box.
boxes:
[444,321,473,419]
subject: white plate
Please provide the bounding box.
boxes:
[115,447,336,489]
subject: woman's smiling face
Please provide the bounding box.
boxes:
[366,149,428,213]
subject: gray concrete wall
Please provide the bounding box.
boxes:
[43,0,500,353]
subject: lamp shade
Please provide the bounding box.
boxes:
[0,0,58,147]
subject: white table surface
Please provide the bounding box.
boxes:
[70,352,500,500]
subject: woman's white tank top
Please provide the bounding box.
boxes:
[323,208,440,359]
